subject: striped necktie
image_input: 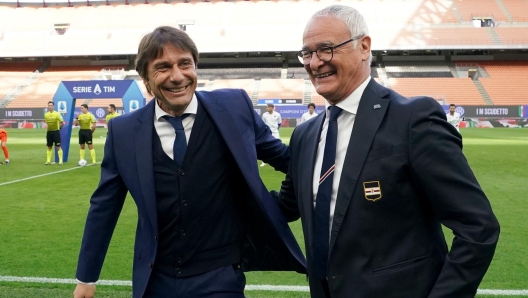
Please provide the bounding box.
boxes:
[313,105,342,280]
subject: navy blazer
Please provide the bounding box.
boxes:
[279,79,499,298]
[76,89,306,298]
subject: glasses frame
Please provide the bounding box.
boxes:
[296,35,364,65]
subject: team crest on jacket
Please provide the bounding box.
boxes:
[363,181,382,202]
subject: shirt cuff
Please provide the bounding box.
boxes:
[76,279,96,286]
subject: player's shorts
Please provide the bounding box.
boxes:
[46,130,61,147]
[79,129,93,145]
[0,131,7,143]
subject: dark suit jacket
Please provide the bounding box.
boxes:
[76,89,306,298]
[278,79,499,298]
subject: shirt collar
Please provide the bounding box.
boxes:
[155,93,198,120]
[325,75,371,116]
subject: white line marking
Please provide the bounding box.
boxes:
[0,163,100,187]
[0,276,527,295]
[245,285,309,292]
[478,289,528,296]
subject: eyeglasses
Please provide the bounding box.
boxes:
[296,35,364,65]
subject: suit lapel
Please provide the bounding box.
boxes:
[133,100,158,233]
[329,80,390,254]
[299,113,325,253]
[196,92,257,189]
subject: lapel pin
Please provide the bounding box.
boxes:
[363,181,382,202]
[373,104,381,109]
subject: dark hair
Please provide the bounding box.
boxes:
[48,101,54,105]
[109,104,116,110]
[449,104,456,107]
[135,26,199,82]
[307,103,316,109]
[267,103,275,108]
[81,104,88,109]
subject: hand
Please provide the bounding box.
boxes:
[73,283,96,298]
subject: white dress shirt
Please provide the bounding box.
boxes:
[312,76,371,238]
[154,94,198,160]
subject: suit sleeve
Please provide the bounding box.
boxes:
[407,97,500,298]
[75,119,129,282]
[240,90,289,173]
[276,128,301,222]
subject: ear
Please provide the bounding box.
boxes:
[359,36,372,61]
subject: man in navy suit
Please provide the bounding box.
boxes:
[276,5,499,298]
[73,26,305,298]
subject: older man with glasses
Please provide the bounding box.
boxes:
[276,4,500,298]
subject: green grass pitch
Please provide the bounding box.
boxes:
[0,128,526,297]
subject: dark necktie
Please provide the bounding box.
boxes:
[313,105,342,280]
[163,114,189,166]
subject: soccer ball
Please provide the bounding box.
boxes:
[78,159,87,166]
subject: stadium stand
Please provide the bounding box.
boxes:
[388,78,486,105]
[209,79,255,99]
[453,0,510,22]
[478,61,528,105]
[501,0,528,22]
[286,67,311,80]
[384,62,453,78]
[197,68,281,80]
[258,79,304,100]
[493,27,528,45]
[1,0,527,110]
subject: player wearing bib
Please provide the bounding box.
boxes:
[74,104,97,165]
[0,129,9,164]
[446,104,462,132]
[44,101,64,165]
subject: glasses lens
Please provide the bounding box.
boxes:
[297,50,311,65]
[317,47,333,62]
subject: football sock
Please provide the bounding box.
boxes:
[1,145,7,159]
[90,149,96,164]
[80,149,85,160]
[58,149,63,164]
[46,149,52,163]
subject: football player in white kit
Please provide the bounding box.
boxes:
[446,104,462,132]
[260,103,282,166]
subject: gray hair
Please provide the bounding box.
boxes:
[312,5,372,65]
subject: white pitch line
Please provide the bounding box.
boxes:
[0,276,527,295]
[0,163,99,187]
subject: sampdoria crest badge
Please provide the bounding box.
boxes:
[363,181,382,202]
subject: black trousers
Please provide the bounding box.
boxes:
[144,264,246,298]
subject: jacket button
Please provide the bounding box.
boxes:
[181,229,186,236]
[176,268,181,275]
[177,257,182,264]
[154,236,157,241]
[179,169,185,176]
[182,200,188,207]
[149,262,153,268]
